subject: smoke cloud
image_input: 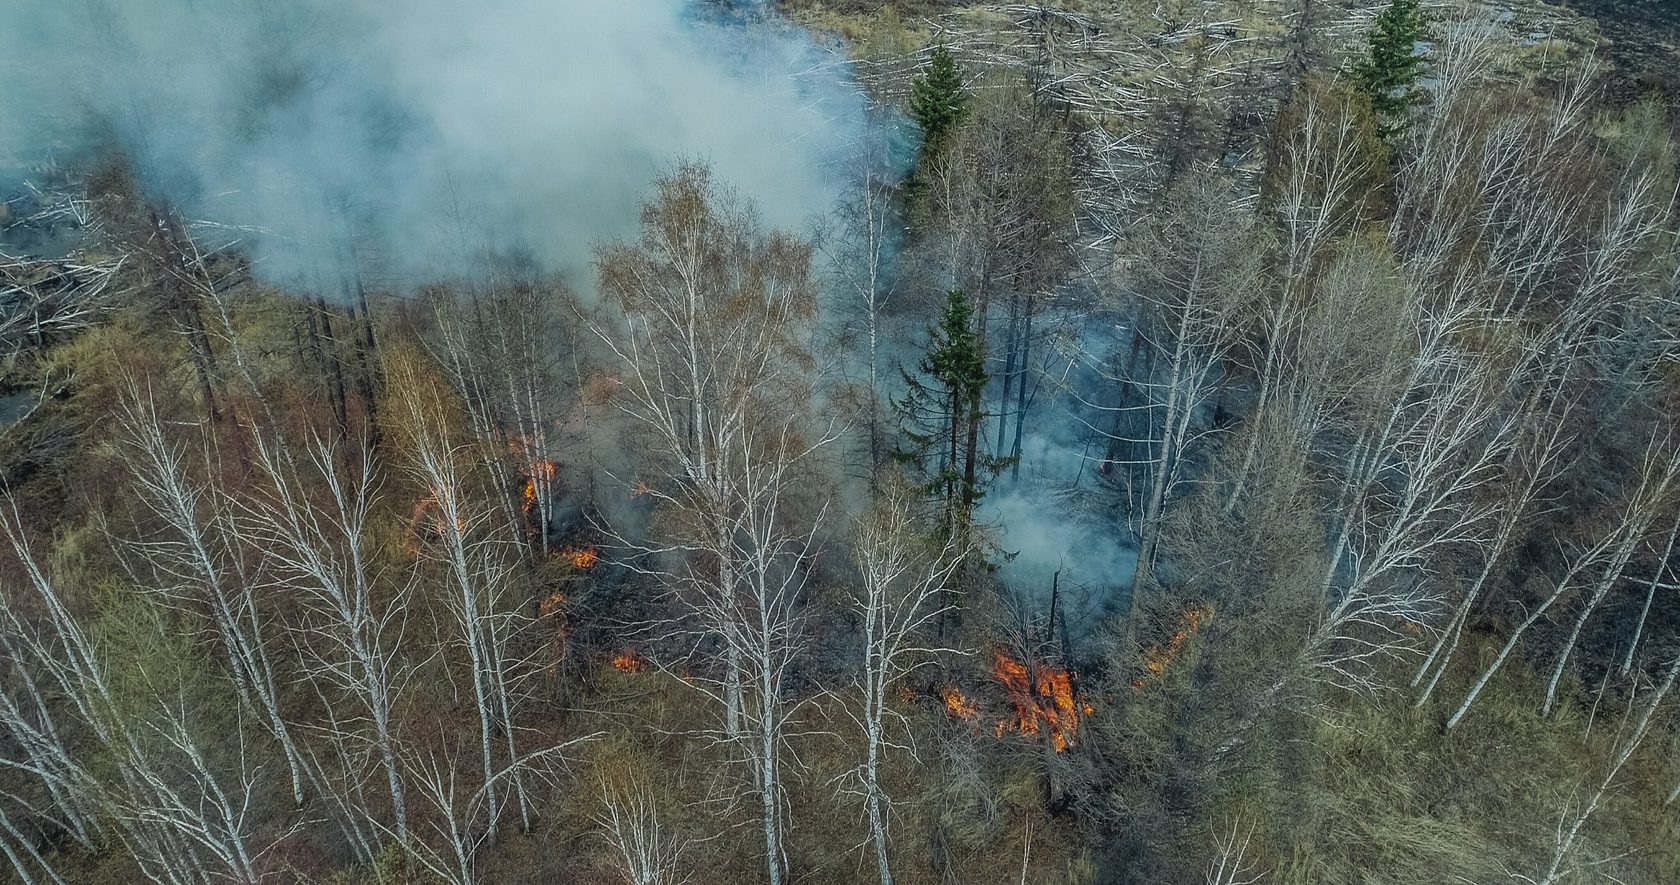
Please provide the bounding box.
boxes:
[0,0,878,289]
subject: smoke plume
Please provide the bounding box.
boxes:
[0,0,877,288]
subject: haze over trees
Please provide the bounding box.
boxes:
[5,1,1680,884]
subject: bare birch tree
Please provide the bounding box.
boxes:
[241,431,413,846]
[1225,79,1383,511]
[1446,432,1680,730]
[592,162,819,742]
[1518,653,1680,884]
[822,165,900,479]
[116,382,307,806]
[597,774,692,885]
[845,478,963,885]
[387,350,533,839]
[593,163,835,885]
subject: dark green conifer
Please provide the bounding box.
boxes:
[909,44,970,153]
[894,289,1004,535]
[1351,0,1427,142]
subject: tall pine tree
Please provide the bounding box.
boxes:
[893,289,1003,536]
[906,43,971,221]
[910,44,970,155]
[1351,0,1427,143]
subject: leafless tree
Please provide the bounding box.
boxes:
[2,496,290,884]
[116,382,307,806]
[1620,507,1680,676]
[1517,654,1680,884]
[1412,392,1580,705]
[1447,432,1680,730]
[591,162,820,742]
[388,350,533,839]
[1538,436,1680,718]
[843,478,963,885]
[426,269,573,561]
[1081,173,1261,600]
[821,164,899,479]
[596,774,692,885]
[1205,817,1263,885]
[241,431,413,846]
[1225,80,1382,512]
[593,163,836,885]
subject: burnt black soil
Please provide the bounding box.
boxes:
[1559,0,1680,103]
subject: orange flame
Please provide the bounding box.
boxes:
[519,458,559,514]
[611,648,649,673]
[539,590,568,618]
[942,686,979,720]
[562,546,599,569]
[991,653,1091,752]
[1136,603,1214,687]
[402,496,467,554]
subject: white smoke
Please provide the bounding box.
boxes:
[0,0,878,289]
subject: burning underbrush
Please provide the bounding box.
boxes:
[562,545,599,569]
[519,456,559,516]
[943,652,1096,753]
[610,647,650,673]
[1133,602,1214,688]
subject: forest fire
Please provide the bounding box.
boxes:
[942,686,978,720]
[519,457,559,513]
[539,590,567,618]
[562,545,599,569]
[401,496,467,555]
[991,653,1093,753]
[611,648,649,673]
[1135,603,1215,687]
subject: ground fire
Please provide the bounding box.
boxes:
[562,545,599,569]
[519,457,559,514]
[943,686,978,720]
[1134,603,1215,687]
[539,590,567,618]
[990,653,1094,753]
[611,648,649,673]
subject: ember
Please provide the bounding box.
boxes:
[611,648,649,673]
[992,653,1092,752]
[562,546,599,569]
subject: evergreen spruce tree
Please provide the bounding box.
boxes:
[1351,0,1427,142]
[893,289,1004,535]
[905,44,971,225]
[910,44,970,154]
